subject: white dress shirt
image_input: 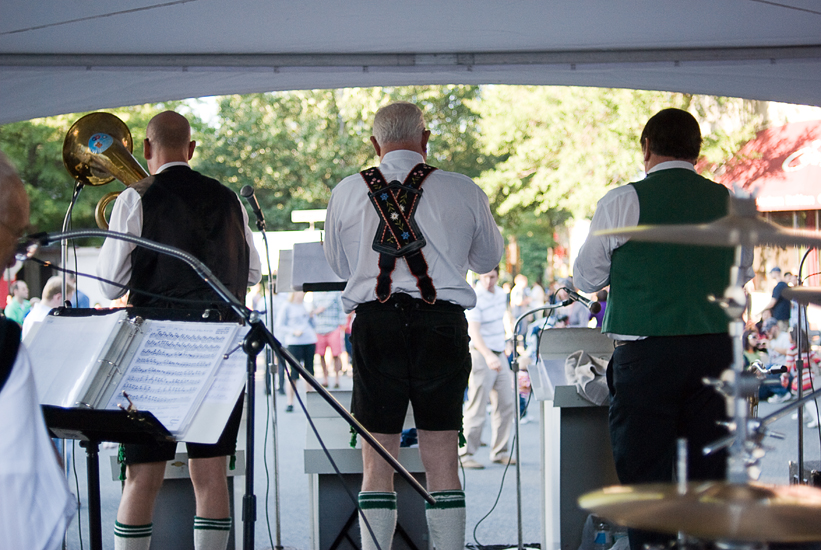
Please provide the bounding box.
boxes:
[96,162,261,300]
[0,344,77,549]
[325,150,504,312]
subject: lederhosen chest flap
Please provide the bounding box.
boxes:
[361,163,437,304]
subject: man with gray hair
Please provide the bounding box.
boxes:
[325,102,503,550]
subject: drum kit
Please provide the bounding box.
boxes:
[577,195,821,547]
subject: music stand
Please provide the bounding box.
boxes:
[42,406,172,550]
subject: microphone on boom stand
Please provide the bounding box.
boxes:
[560,287,601,314]
[240,185,266,231]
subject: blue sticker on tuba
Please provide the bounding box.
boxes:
[89,133,114,154]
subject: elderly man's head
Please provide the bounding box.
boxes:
[0,152,30,269]
[370,102,431,160]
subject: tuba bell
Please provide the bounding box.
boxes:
[62,112,149,229]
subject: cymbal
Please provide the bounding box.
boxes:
[578,481,821,542]
[782,287,821,306]
[594,197,821,249]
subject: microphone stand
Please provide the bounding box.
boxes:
[24,228,435,550]
[245,197,285,548]
[508,299,574,550]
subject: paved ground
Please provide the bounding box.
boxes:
[62,368,543,550]
[60,371,818,550]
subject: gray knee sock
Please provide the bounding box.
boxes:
[194,516,231,550]
[425,490,466,550]
[114,521,152,550]
[358,491,397,550]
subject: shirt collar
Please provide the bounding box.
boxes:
[380,150,425,168]
[647,160,696,175]
[156,161,190,174]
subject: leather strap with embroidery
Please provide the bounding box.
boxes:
[361,163,437,303]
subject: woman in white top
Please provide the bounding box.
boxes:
[275,292,318,411]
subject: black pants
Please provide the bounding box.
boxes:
[607,333,732,550]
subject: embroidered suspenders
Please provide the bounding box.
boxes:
[361,163,437,304]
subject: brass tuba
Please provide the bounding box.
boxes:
[62,112,149,229]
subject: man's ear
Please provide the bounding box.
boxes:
[642,138,651,163]
[143,138,152,161]
[188,140,196,160]
[370,136,381,158]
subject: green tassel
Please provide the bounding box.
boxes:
[117,444,126,481]
[229,453,236,471]
[349,425,358,448]
[458,427,466,448]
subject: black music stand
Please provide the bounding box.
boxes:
[42,406,173,550]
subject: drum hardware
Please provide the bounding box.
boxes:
[580,195,821,545]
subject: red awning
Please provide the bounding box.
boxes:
[716,120,821,212]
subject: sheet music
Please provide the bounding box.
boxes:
[203,327,250,405]
[25,311,127,407]
[105,320,238,435]
[183,326,250,443]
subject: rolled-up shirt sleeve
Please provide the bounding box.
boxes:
[96,188,142,300]
[574,185,640,293]
[467,191,504,274]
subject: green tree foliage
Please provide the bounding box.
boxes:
[194,85,487,230]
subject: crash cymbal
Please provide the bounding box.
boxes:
[595,197,821,249]
[782,287,821,307]
[578,481,821,542]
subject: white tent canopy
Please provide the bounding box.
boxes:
[1,0,821,125]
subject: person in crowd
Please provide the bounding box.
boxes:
[591,289,608,328]
[66,272,90,308]
[0,151,77,549]
[310,290,347,388]
[4,279,30,325]
[510,273,532,335]
[574,108,751,550]
[96,111,261,550]
[276,291,317,412]
[324,101,503,550]
[757,317,792,403]
[460,266,515,470]
[530,277,546,317]
[21,276,74,341]
[742,328,768,369]
[556,277,591,327]
[761,266,790,327]
[784,327,820,400]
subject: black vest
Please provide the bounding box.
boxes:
[128,166,250,314]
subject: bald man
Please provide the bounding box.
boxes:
[97,111,261,550]
[0,151,76,549]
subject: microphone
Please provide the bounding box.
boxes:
[240,185,266,231]
[561,287,602,314]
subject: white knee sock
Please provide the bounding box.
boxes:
[358,491,397,550]
[194,516,232,550]
[425,490,466,550]
[114,521,152,550]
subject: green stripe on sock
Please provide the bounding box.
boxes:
[358,491,397,510]
[114,521,152,538]
[426,490,466,510]
[194,517,232,531]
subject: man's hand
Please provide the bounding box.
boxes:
[484,351,502,371]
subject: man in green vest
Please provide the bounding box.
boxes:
[574,108,749,550]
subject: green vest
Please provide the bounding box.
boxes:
[601,168,734,336]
